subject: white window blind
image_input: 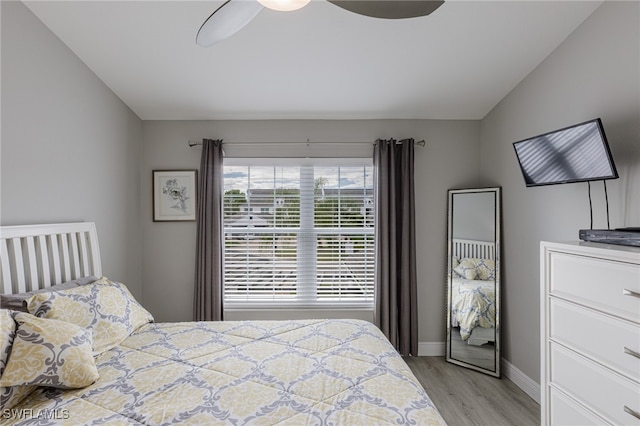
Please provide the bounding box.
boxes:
[223,160,374,308]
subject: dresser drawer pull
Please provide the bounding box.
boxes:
[624,346,640,359]
[624,406,640,420]
[623,288,640,298]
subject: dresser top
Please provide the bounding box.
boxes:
[541,240,640,263]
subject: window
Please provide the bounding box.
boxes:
[223,159,374,308]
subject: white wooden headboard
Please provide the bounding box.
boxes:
[452,238,495,260]
[0,222,102,295]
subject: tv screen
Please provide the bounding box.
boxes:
[513,118,618,187]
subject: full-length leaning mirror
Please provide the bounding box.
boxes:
[446,187,501,377]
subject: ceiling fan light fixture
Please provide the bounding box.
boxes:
[257,0,310,12]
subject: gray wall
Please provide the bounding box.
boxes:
[451,192,495,242]
[140,119,481,346]
[0,1,144,297]
[480,1,640,383]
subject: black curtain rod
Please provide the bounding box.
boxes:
[188,140,426,147]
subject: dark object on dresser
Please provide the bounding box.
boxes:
[579,228,640,247]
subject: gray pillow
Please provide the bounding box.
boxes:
[0,276,97,312]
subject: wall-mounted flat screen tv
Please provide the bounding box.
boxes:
[513,118,618,187]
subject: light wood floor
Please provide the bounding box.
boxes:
[405,356,540,426]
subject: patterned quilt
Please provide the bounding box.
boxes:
[5,319,446,425]
[451,278,496,341]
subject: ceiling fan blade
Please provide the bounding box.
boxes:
[327,0,444,19]
[196,0,264,47]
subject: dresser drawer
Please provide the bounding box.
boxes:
[550,297,640,380]
[549,251,640,322]
[550,343,640,425]
[549,387,609,426]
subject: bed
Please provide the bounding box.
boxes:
[0,222,446,425]
[449,239,496,346]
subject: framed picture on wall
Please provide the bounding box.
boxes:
[153,170,197,222]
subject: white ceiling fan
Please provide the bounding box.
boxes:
[196,0,445,47]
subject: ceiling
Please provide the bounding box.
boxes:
[24,0,602,121]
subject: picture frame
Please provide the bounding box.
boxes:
[153,170,197,222]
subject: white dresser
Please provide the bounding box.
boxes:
[541,241,640,425]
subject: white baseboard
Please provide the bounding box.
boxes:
[418,341,540,404]
[501,358,540,404]
[418,341,445,356]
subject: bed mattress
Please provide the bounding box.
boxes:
[5,319,446,425]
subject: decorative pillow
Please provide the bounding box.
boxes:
[0,310,14,376]
[1,384,36,411]
[0,309,37,410]
[453,258,478,280]
[451,256,460,269]
[0,312,98,389]
[1,276,97,313]
[26,277,154,356]
[475,259,496,281]
[453,258,496,281]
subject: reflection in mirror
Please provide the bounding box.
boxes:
[446,187,501,377]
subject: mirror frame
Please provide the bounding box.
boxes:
[445,187,501,377]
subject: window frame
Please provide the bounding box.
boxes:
[222,157,375,309]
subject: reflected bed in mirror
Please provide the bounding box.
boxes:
[446,187,501,377]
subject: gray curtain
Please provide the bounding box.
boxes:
[374,138,418,356]
[194,139,224,321]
